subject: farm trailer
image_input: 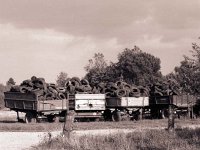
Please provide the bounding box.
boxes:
[149,94,197,119]
[4,92,106,123]
[68,94,106,121]
[104,96,149,121]
[5,91,195,122]
[4,91,149,122]
[4,92,68,123]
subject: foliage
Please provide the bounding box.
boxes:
[116,46,162,85]
[84,53,108,86]
[171,41,200,94]
[6,78,16,86]
[56,72,68,87]
[85,47,162,86]
[6,77,16,90]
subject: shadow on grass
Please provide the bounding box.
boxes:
[0,120,18,123]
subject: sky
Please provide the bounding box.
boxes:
[0,0,200,84]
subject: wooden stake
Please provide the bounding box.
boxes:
[63,110,75,138]
[168,105,174,132]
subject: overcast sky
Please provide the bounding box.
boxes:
[0,0,200,84]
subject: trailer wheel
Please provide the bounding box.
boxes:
[25,112,36,123]
[121,112,130,121]
[161,109,169,119]
[95,118,100,122]
[103,109,112,121]
[47,115,56,122]
[112,111,121,122]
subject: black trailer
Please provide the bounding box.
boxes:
[4,92,68,123]
[149,95,197,119]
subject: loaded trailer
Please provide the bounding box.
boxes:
[4,91,197,123]
[4,92,68,123]
[149,94,197,119]
[4,91,149,122]
[4,92,106,123]
[104,96,149,121]
[68,94,106,121]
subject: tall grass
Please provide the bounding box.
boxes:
[34,128,200,150]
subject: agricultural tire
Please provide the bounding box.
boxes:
[25,112,36,123]
[103,109,112,121]
[57,93,66,100]
[105,92,114,97]
[124,84,131,90]
[19,86,29,93]
[48,87,58,94]
[116,89,126,97]
[64,78,71,87]
[47,115,56,122]
[57,87,66,93]
[161,109,169,119]
[83,85,92,92]
[81,79,89,85]
[116,81,126,89]
[31,76,37,82]
[112,111,121,122]
[10,86,20,92]
[45,93,55,100]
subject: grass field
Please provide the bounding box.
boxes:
[33,127,200,150]
[0,118,200,132]
[1,110,200,131]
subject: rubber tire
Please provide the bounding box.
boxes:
[161,109,169,119]
[81,79,89,85]
[47,115,56,122]
[112,111,121,122]
[116,89,126,97]
[25,112,36,123]
[103,109,112,121]
[57,93,66,100]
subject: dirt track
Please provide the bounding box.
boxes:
[0,131,61,150]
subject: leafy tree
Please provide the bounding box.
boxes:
[6,78,15,86]
[85,47,162,86]
[172,42,200,94]
[84,53,108,86]
[6,77,16,90]
[116,46,162,85]
[56,72,68,87]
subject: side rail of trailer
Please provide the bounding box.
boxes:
[104,96,149,121]
[67,94,106,121]
[4,92,68,123]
